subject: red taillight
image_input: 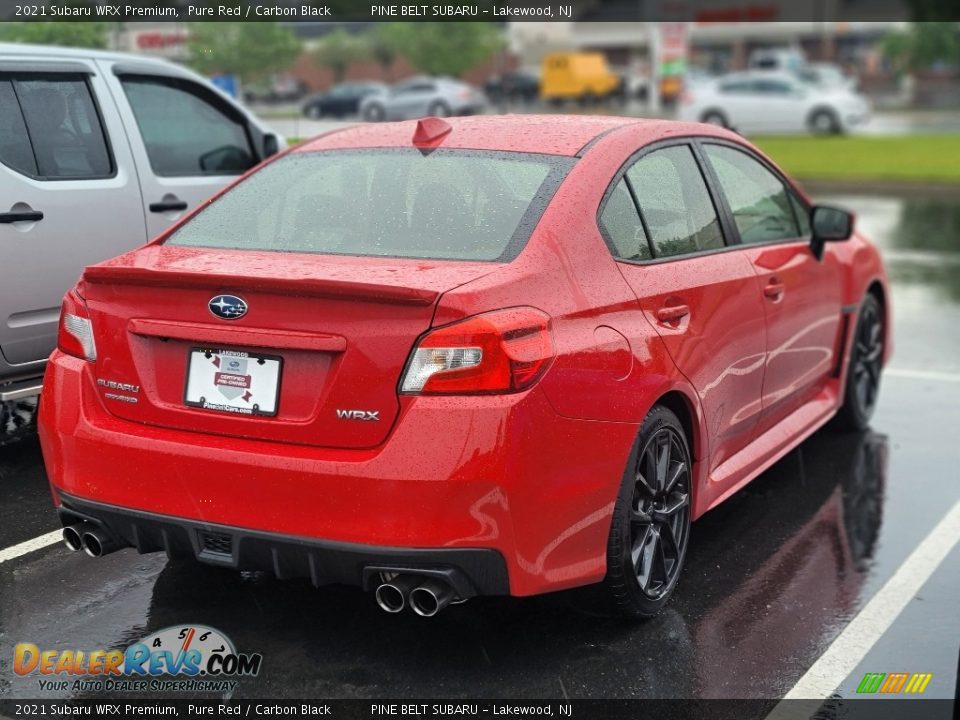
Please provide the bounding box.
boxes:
[400,308,554,395]
[57,290,96,361]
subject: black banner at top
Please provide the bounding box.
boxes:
[0,0,950,22]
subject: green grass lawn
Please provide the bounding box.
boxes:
[752,134,960,184]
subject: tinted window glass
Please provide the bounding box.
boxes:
[0,80,38,176]
[14,76,112,179]
[720,80,752,94]
[599,179,651,261]
[166,150,569,261]
[120,76,255,177]
[704,144,801,244]
[754,79,793,95]
[626,146,723,259]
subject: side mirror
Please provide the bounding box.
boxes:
[263,133,280,159]
[810,205,854,260]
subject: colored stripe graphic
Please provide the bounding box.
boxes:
[857,672,932,694]
[887,673,909,693]
[856,673,885,693]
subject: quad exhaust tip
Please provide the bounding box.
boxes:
[63,523,119,558]
[374,575,459,616]
[374,575,420,614]
[62,523,90,552]
[408,578,455,618]
[82,527,117,558]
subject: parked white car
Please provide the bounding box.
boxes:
[0,42,283,443]
[678,71,871,135]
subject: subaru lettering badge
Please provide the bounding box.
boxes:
[208,295,248,320]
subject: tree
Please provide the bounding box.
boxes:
[377,23,504,78]
[0,21,110,48]
[187,22,301,84]
[312,28,369,83]
[368,24,400,80]
[881,23,960,73]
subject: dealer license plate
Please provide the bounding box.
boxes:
[184,348,282,416]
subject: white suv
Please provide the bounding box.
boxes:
[0,43,283,443]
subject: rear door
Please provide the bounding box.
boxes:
[700,141,843,435]
[751,78,805,132]
[388,81,436,119]
[98,62,261,240]
[0,59,145,372]
[603,142,767,473]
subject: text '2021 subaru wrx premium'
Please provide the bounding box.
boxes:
[39,116,890,618]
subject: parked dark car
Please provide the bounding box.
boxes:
[484,71,540,104]
[302,82,388,119]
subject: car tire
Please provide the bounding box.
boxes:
[428,101,451,118]
[603,405,693,619]
[835,293,884,431]
[700,110,728,128]
[363,104,386,122]
[0,396,38,448]
[809,108,841,136]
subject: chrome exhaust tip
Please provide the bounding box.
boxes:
[81,527,117,558]
[374,575,419,614]
[409,578,455,618]
[62,523,90,552]
[375,584,406,613]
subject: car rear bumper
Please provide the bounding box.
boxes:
[57,492,509,597]
[39,351,639,596]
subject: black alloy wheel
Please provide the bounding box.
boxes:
[836,293,884,431]
[605,405,692,618]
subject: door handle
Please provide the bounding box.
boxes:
[0,210,43,224]
[656,304,690,323]
[149,200,188,213]
[764,281,786,300]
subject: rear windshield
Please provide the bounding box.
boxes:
[165,149,574,262]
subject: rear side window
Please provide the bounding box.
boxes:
[0,80,37,176]
[626,146,723,259]
[598,178,651,261]
[119,75,256,177]
[0,75,112,179]
[166,150,572,262]
[720,80,752,94]
[704,144,801,244]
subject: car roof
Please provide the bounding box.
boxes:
[296,115,725,157]
[0,41,185,71]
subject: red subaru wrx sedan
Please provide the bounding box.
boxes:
[39,116,890,618]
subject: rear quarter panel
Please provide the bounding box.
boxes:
[435,123,711,469]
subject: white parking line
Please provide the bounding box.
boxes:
[767,499,960,714]
[886,367,960,383]
[0,529,63,565]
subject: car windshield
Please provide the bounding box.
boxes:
[165,149,573,261]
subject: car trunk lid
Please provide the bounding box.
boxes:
[80,245,495,449]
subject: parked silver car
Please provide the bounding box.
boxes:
[359,76,487,122]
[0,43,283,443]
[678,71,871,135]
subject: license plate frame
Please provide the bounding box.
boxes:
[183,347,282,417]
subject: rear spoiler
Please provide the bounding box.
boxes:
[82,265,439,306]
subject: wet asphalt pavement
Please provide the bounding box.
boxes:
[0,193,959,703]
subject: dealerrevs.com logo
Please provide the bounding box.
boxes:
[14,625,262,693]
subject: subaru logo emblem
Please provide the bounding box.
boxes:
[208,295,248,320]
